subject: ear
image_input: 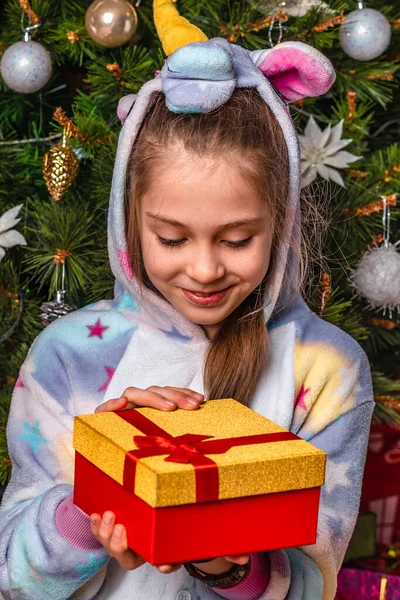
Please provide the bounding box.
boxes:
[117,94,138,124]
[250,42,336,102]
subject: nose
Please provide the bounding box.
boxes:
[186,245,225,284]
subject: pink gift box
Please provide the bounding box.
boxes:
[336,568,400,599]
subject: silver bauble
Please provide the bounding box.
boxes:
[339,8,391,61]
[85,0,138,48]
[0,40,52,94]
[350,244,400,317]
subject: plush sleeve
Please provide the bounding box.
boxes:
[256,331,375,600]
[0,327,109,600]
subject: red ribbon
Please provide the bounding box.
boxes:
[115,409,299,503]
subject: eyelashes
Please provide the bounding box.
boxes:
[156,235,254,250]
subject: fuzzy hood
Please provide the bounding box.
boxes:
[107,38,335,337]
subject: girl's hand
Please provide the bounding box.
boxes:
[91,389,203,572]
[95,386,204,414]
[90,511,182,573]
[192,554,250,575]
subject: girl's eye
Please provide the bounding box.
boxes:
[225,236,253,249]
[157,235,186,247]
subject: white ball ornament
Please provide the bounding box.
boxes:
[350,244,400,317]
[339,8,391,61]
[0,38,52,94]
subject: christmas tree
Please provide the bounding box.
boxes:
[1,0,399,502]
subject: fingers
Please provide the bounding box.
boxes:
[224,554,250,565]
[121,386,204,411]
[95,397,128,414]
[156,563,182,574]
[90,512,144,571]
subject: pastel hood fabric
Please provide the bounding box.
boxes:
[0,38,375,600]
[110,37,336,329]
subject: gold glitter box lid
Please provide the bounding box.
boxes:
[73,398,326,508]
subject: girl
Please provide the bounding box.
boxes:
[0,38,374,600]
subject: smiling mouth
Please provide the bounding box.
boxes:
[180,286,233,307]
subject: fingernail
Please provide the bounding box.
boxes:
[103,513,113,525]
[113,526,122,539]
[90,517,96,526]
[163,400,176,407]
[186,397,199,405]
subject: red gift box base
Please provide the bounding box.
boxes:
[74,452,321,565]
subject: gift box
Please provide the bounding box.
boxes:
[336,567,400,599]
[360,424,400,549]
[73,398,326,565]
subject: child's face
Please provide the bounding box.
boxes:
[138,148,273,338]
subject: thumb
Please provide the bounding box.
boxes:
[224,554,250,565]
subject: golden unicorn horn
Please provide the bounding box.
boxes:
[153,0,208,56]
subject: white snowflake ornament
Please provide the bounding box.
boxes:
[350,243,400,317]
[299,117,362,188]
[0,204,27,261]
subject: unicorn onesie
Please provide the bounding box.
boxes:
[0,33,374,600]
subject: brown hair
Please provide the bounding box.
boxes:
[125,88,304,406]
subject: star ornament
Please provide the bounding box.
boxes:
[0,204,27,261]
[299,117,362,188]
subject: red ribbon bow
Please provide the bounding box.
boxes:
[116,409,299,504]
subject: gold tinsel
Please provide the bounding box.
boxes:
[346,91,357,121]
[42,127,79,201]
[53,107,81,139]
[19,0,39,25]
[313,11,346,32]
[347,169,368,179]
[344,194,397,217]
[54,249,72,264]
[219,11,288,42]
[369,318,398,330]
[317,272,331,316]
[66,31,79,44]
[106,61,124,81]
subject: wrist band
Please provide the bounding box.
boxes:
[183,559,250,589]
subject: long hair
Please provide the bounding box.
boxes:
[124,88,316,406]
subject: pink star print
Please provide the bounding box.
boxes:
[16,373,24,388]
[117,249,134,281]
[87,318,109,339]
[295,385,310,410]
[98,367,115,392]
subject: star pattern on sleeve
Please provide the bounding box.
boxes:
[295,384,310,410]
[98,366,115,392]
[87,318,109,339]
[324,458,352,495]
[159,326,192,342]
[15,421,50,455]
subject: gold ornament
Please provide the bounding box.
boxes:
[42,128,79,201]
[85,0,138,48]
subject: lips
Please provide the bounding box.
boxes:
[180,286,232,307]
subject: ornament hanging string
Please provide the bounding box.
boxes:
[20,5,41,42]
[268,14,284,48]
[19,0,39,26]
[382,196,390,247]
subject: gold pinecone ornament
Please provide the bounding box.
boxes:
[42,127,79,201]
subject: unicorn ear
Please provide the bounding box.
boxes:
[117,94,138,124]
[250,42,336,102]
